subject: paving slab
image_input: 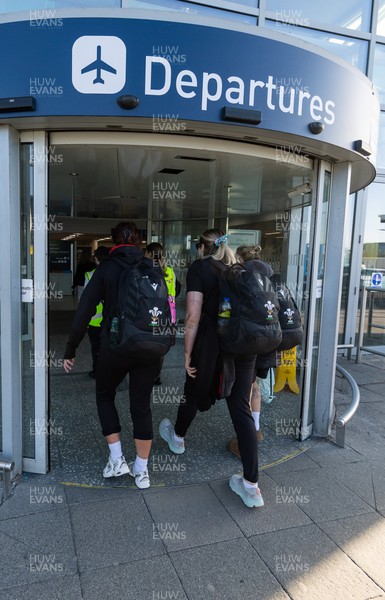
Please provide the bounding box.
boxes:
[321,461,376,509]
[0,511,77,590]
[0,475,67,520]
[250,523,385,600]
[319,512,385,590]
[70,494,164,572]
[210,473,311,537]
[267,468,374,523]
[0,574,83,600]
[264,451,320,474]
[170,537,290,600]
[304,440,365,468]
[81,555,188,600]
[144,483,242,551]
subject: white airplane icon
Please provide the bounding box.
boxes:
[81,45,117,84]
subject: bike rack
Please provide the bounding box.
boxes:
[334,364,360,448]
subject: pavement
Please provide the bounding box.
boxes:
[1,353,385,600]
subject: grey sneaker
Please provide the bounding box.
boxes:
[103,455,130,478]
[229,474,264,508]
[127,462,150,489]
[159,418,185,454]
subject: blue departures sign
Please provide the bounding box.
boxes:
[0,18,379,157]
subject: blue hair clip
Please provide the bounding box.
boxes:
[215,234,228,247]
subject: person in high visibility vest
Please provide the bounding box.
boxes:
[145,242,180,385]
[84,246,109,378]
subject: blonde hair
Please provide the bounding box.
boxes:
[235,244,262,264]
[198,229,236,266]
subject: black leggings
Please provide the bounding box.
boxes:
[175,354,259,483]
[95,343,160,439]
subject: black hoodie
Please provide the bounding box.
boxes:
[64,245,145,359]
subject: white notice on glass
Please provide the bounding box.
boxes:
[316,279,323,298]
[22,279,33,302]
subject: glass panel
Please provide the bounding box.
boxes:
[265,20,368,72]
[0,300,2,452]
[377,112,385,170]
[360,182,385,350]
[338,193,356,343]
[373,44,385,106]
[307,170,331,426]
[127,0,256,23]
[20,144,35,459]
[378,0,385,36]
[266,0,371,31]
[0,0,120,12]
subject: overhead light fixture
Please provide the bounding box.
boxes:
[287,182,312,198]
[61,233,83,241]
[354,140,372,157]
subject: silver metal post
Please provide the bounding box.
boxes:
[0,460,15,502]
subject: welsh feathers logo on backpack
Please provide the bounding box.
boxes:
[215,262,282,356]
[275,284,303,351]
[109,258,173,359]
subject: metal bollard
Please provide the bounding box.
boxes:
[0,460,15,502]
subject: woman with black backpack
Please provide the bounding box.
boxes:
[159,229,265,508]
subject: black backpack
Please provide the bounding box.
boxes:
[109,258,173,359]
[214,261,282,356]
[275,284,303,351]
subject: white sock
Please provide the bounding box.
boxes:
[108,441,122,461]
[173,431,184,442]
[243,478,258,490]
[134,455,148,473]
[252,411,260,431]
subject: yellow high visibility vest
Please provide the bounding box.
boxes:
[164,265,176,298]
[84,270,103,327]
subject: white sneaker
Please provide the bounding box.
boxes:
[128,462,150,489]
[103,455,130,478]
[159,418,185,454]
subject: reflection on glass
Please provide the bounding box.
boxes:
[266,0,371,31]
[265,20,368,72]
[20,144,35,460]
[307,171,331,427]
[128,0,256,23]
[0,301,2,452]
[360,182,385,349]
[377,112,385,170]
[373,44,385,106]
[378,0,385,36]
[0,0,120,12]
[339,193,356,344]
